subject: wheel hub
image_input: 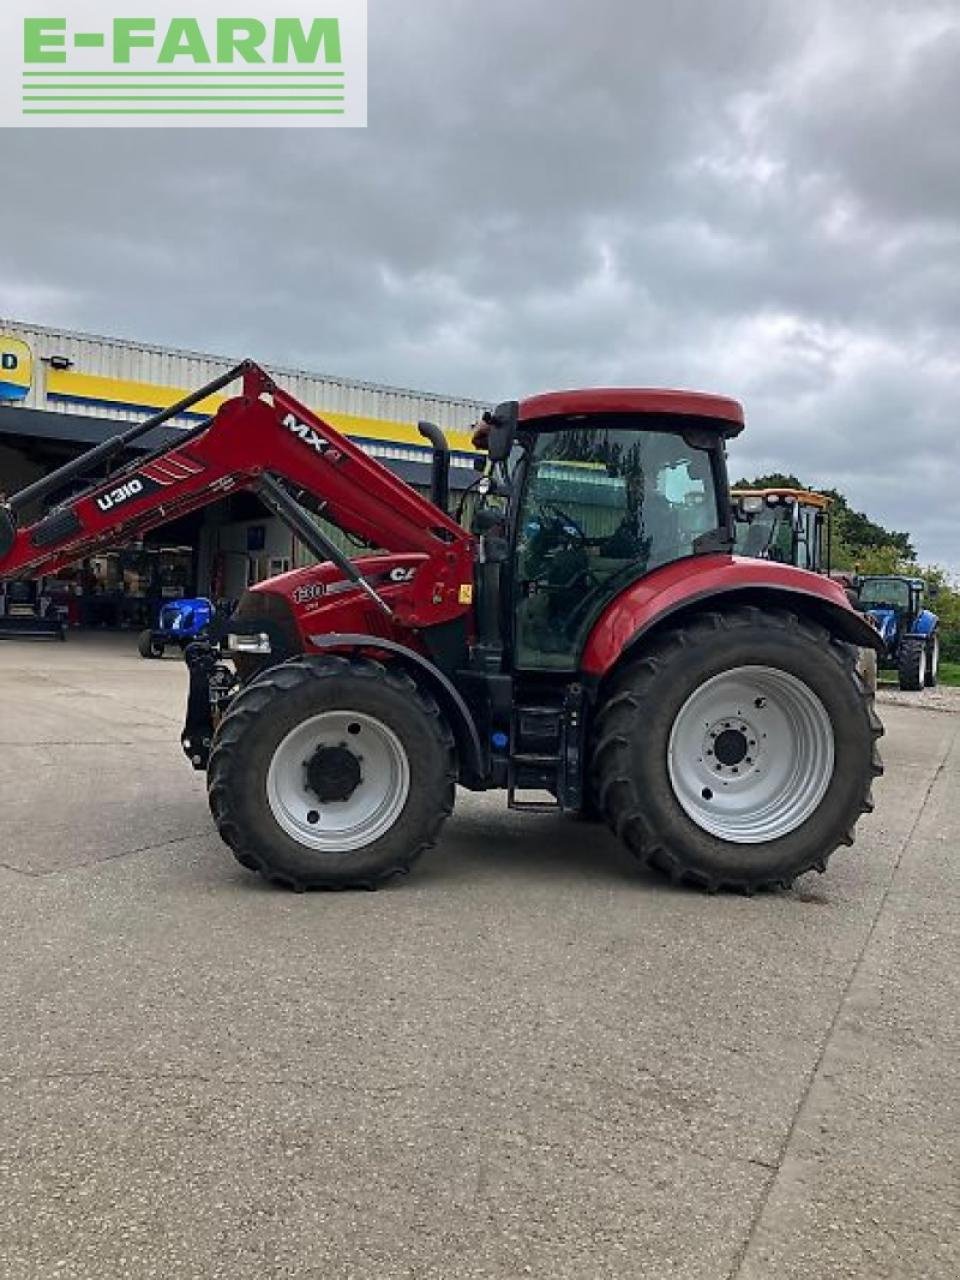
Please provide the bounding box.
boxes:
[703,717,759,777]
[306,745,362,803]
[266,710,411,854]
[668,666,835,843]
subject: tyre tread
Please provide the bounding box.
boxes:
[592,606,884,893]
[208,656,457,889]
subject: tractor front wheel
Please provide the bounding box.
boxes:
[138,629,164,659]
[898,636,927,691]
[592,607,883,892]
[207,655,457,889]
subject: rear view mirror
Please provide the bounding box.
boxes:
[927,582,941,599]
[484,400,519,463]
[0,505,15,560]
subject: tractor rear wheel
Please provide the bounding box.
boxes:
[898,636,927,691]
[207,655,457,889]
[924,632,940,688]
[592,607,883,892]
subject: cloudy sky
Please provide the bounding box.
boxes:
[2,0,959,568]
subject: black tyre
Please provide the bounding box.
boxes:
[207,655,457,889]
[898,636,926,691]
[592,607,883,892]
[138,629,163,659]
[856,646,878,696]
[924,632,940,688]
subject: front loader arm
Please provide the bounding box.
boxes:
[0,362,475,626]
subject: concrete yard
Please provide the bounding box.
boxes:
[0,633,957,1280]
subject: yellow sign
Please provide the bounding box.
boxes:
[44,366,481,455]
[0,336,32,402]
[458,584,474,604]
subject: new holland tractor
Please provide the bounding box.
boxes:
[856,575,940,691]
[0,363,883,893]
[138,596,215,659]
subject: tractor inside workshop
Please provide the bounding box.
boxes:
[856,575,939,691]
[138,596,215,659]
[0,363,883,893]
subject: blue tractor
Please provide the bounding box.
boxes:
[856,576,939,691]
[138,597,215,660]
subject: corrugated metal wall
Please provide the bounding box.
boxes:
[0,318,489,431]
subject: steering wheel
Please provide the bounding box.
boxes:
[540,501,587,544]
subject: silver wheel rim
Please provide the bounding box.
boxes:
[266,711,410,852]
[667,665,835,843]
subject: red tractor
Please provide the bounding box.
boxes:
[0,363,883,892]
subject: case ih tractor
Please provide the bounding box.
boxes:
[0,363,883,893]
[856,575,939,691]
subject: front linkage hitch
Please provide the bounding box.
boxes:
[181,641,238,770]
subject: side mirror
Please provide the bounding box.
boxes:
[927,583,941,600]
[484,400,519,464]
[0,505,15,560]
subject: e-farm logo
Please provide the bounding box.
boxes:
[0,1,366,128]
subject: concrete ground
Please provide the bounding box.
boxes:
[0,633,957,1280]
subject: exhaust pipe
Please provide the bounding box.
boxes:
[417,420,450,514]
[0,505,15,561]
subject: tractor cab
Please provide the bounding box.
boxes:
[471,389,743,672]
[732,488,831,574]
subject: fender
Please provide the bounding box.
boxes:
[306,633,486,787]
[908,609,938,638]
[582,554,883,677]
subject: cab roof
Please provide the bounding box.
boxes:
[519,388,745,436]
[732,487,832,510]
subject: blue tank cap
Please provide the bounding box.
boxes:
[491,731,509,750]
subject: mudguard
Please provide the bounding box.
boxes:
[306,633,486,786]
[581,554,883,677]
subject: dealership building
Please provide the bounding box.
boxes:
[0,320,488,627]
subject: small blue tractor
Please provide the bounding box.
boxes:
[856,576,939,690]
[138,597,214,659]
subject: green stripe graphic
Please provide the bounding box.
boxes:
[24,95,345,102]
[20,66,352,118]
[22,84,340,89]
[23,108,346,115]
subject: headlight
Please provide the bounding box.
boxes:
[226,632,272,654]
